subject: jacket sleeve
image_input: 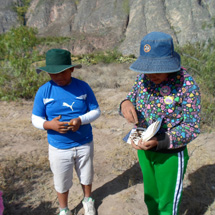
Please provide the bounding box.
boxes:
[118,75,140,116]
[167,82,201,149]
[126,75,140,106]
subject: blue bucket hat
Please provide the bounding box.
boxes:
[130,32,181,74]
[36,49,82,74]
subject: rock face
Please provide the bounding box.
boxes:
[0,0,19,33]
[0,0,215,56]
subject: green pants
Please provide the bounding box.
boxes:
[138,148,189,215]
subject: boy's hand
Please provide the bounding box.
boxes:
[43,115,69,134]
[68,117,81,132]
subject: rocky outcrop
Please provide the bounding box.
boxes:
[119,0,215,56]
[0,0,215,56]
[0,0,19,33]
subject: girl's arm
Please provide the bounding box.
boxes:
[167,83,201,149]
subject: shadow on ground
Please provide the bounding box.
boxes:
[180,164,215,215]
[3,201,57,215]
[72,164,215,215]
[71,162,143,215]
[4,164,214,215]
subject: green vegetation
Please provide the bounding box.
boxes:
[13,0,31,25]
[0,26,215,129]
[176,41,215,129]
[0,26,46,100]
[202,16,215,30]
[72,50,135,65]
[0,26,71,100]
[122,0,130,15]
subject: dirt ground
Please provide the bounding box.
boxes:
[0,64,215,215]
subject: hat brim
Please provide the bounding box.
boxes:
[36,64,82,74]
[129,51,181,74]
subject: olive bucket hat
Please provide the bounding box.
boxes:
[36,49,82,74]
[129,32,181,74]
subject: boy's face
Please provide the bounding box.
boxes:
[145,73,169,84]
[49,68,74,86]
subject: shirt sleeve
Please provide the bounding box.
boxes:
[79,107,101,125]
[32,114,46,130]
[167,82,201,149]
[84,82,100,111]
[32,87,46,118]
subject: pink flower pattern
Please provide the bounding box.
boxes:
[127,69,201,149]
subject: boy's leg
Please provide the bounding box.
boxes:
[138,150,159,215]
[57,191,69,208]
[75,141,94,190]
[49,145,74,211]
[76,142,95,215]
[81,184,92,197]
[155,148,189,215]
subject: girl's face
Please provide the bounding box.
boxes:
[145,73,169,84]
[49,68,74,86]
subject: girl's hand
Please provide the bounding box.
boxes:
[121,100,138,124]
[131,139,142,150]
[68,117,81,132]
[131,137,158,150]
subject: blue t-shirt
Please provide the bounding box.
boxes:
[32,77,99,149]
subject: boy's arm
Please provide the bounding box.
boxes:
[78,107,101,125]
[32,114,69,134]
[63,108,100,132]
[43,115,70,134]
[32,114,46,130]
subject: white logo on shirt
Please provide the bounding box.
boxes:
[76,94,87,100]
[43,98,54,105]
[63,102,75,111]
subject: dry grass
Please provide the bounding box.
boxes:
[0,151,56,215]
[73,63,137,92]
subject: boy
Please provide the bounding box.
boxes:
[32,49,100,215]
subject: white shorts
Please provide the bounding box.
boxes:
[49,142,94,193]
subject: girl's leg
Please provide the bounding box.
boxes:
[138,150,159,215]
[155,148,189,215]
[138,148,189,215]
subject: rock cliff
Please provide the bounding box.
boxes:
[0,0,19,33]
[0,0,215,56]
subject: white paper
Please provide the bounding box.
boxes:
[123,120,162,145]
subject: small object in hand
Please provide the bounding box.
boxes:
[68,121,74,126]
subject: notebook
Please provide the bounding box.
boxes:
[123,119,162,145]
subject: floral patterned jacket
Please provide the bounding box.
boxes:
[126,68,201,151]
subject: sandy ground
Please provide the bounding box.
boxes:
[0,64,215,215]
